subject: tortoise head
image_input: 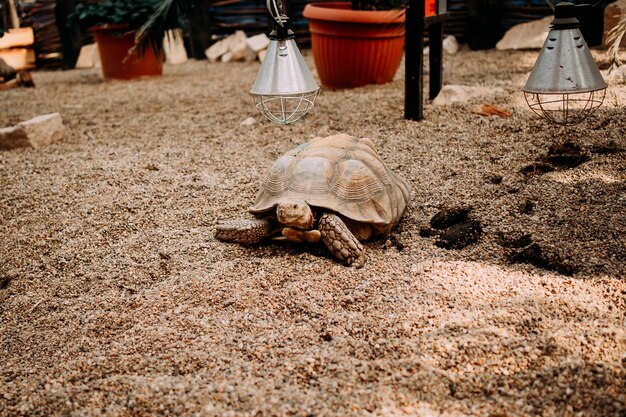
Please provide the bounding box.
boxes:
[276,200,314,230]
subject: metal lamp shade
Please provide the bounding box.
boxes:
[251,38,320,125]
[522,2,607,126]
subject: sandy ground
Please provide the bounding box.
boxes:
[1,48,625,417]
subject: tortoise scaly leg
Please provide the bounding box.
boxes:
[215,219,273,244]
[318,213,366,268]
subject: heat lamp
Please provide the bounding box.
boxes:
[522,1,607,126]
[250,0,320,125]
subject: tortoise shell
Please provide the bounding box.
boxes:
[250,134,411,233]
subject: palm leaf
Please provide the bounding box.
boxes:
[606,15,626,73]
[133,0,191,57]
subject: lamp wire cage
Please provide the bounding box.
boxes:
[524,88,606,126]
[253,90,319,125]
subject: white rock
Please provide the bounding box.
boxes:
[496,16,551,50]
[443,35,459,54]
[75,43,97,69]
[221,52,233,63]
[164,30,188,65]
[605,65,626,84]
[432,85,504,106]
[258,49,267,62]
[0,113,64,150]
[246,33,270,52]
[244,47,257,62]
[240,116,256,126]
[224,30,247,50]
[229,39,252,62]
[205,39,228,62]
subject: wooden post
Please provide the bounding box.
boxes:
[404,0,425,121]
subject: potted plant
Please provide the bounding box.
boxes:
[303,0,406,89]
[72,0,184,79]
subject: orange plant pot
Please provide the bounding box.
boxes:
[91,24,163,80]
[303,2,405,89]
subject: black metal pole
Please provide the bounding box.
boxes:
[428,21,443,100]
[405,0,425,120]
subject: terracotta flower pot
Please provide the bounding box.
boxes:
[91,24,163,80]
[303,2,405,89]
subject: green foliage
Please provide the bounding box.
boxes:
[135,0,191,57]
[351,0,406,11]
[72,0,163,30]
[71,0,189,57]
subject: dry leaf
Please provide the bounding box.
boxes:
[473,103,511,117]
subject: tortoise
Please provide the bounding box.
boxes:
[215,134,411,267]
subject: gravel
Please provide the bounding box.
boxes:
[1,48,625,417]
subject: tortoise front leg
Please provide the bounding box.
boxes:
[318,213,366,268]
[215,219,273,244]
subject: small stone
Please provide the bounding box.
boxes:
[0,113,64,150]
[443,35,459,54]
[240,117,256,126]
